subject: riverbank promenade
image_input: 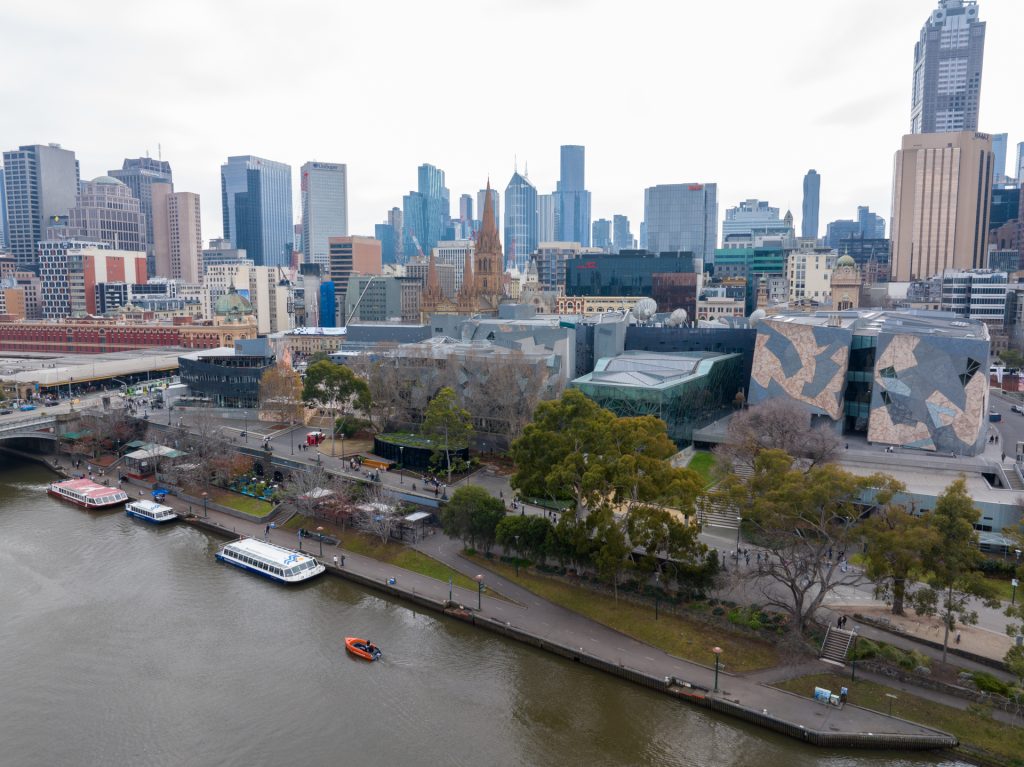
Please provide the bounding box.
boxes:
[51,454,952,752]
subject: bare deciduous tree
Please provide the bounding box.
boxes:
[714,398,841,475]
[258,364,304,424]
[353,484,404,544]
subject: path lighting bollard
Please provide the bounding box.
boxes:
[712,646,722,692]
[317,526,324,557]
[202,491,208,519]
[475,573,485,611]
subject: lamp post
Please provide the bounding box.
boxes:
[341,433,345,459]
[399,446,405,485]
[317,526,325,557]
[475,573,484,611]
[735,516,742,549]
[243,411,248,443]
[290,421,294,455]
[712,646,722,692]
[514,534,520,576]
[201,491,208,519]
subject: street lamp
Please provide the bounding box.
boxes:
[201,491,208,519]
[712,646,722,692]
[735,516,742,549]
[514,534,520,576]
[340,432,345,459]
[290,420,294,455]
[399,446,405,485]
[475,573,484,610]
[243,411,248,443]
[316,526,325,557]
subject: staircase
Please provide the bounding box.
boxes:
[819,627,856,666]
[1006,465,1024,491]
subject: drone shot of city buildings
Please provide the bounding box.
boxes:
[4,1,1024,765]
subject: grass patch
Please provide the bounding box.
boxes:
[687,451,717,487]
[775,672,1024,765]
[282,515,487,595]
[467,555,778,672]
[984,576,1018,603]
[212,490,273,518]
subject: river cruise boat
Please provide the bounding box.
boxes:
[216,538,325,584]
[125,499,178,524]
[48,478,129,509]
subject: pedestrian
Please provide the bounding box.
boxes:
[956,632,961,645]
[745,552,750,566]
[332,555,338,567]
[265,524,271,540]
[1003,452,1007,462]
[845,443,849,450]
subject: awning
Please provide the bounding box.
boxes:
[403,511,431,523]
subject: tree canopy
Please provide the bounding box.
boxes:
[421,386,473,482]
[259,364,304,423]
[440,485,505,553]
[302,360,370,435]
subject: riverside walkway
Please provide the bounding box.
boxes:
[80,472,952,751]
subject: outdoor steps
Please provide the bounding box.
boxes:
[1005,465,1024,491]
[696,463,752,531]
[820,627,856,665]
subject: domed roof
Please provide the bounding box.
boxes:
[214,286,254,316]
[836,254,856,268]
[91,175,126,186]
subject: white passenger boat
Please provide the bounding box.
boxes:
[48,478,129,509]
[125,499,178,524]
[215,538,325,584]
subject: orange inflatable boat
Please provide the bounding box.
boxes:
[345,637,382,661]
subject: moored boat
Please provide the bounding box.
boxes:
[125,499,178,524]
[215,538,325,584]
[48,478,129,509]
[345,637,382,662]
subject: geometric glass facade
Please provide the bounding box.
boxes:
[643,183,717,263]
[301,162,348,270]
[504,171,538,271]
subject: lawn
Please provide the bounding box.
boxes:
[282,515,484,594]
[211,490,274,518]
[467,556,779,672]
[984,576,1020,604]
[687,451,717,487]
[774,672,1024,766]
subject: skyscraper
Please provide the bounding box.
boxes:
[152,183,202,282]
[612,215,633,253]
[220,155,294,267]
[2,143,80,267]
[1017,142,1024,182]
[375,207,403,265]
[554,145,591,246]
[503,171,538,271]
[992,134,1008,181]
[108,157,172,265]
[68,176,147,253]
[723,199,787,241]
[891,131,994,280]
[403,164,450,259]
[802,170,820,240]
[857,206,886,239]
[0,166,7,249]
[910,0,986,134]
[537,194,556,242]
[300,161,348,268]
[643,183,718,262]
[459,194,473,223]
[592,219,612,252]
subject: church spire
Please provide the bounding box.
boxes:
[476,179,501,255]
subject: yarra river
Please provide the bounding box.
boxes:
[0,456,967,766]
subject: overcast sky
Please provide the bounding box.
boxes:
[1,0,1021,245]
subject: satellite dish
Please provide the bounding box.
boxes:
[666,308,688,327]
[633,297,657,321]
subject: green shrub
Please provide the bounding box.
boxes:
[849,638,880,660]
[712,606,725,616]
[973,672,1013,697]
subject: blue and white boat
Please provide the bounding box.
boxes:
[125,499,178,524]
[216,538,325,584]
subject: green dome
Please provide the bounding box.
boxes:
[214,286,254,316]
[91,175,126,186]
[836,255,856,268]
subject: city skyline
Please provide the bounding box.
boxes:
[0,1,1021,249]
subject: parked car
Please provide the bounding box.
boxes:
[0,409,12,415]
[18,404,35,411]
[1012,405,1023,414]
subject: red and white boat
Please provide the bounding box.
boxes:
[48,478,129,509]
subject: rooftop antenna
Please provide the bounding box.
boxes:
[158,143,162,161]
[514,154,518,174]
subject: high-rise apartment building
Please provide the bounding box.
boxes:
[220,155,293,267]
[108,157,172,265]
[891,131,994,280]
[504,171,538,271]
[328,236,382,321]
[592,219,612,252]
[554,145,591,246]
[910,0,986,134]
[152,183,202,283]
[2,144,80,267]
[612,215,633,253]
[300,162,348,269]
[38,239,109,318]
[643,183,718,263]
[802,170,820,240]
[68,176,147,253]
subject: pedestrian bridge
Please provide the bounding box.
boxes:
[0,414,61,442]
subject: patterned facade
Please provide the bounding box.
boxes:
[750,310,989,455]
